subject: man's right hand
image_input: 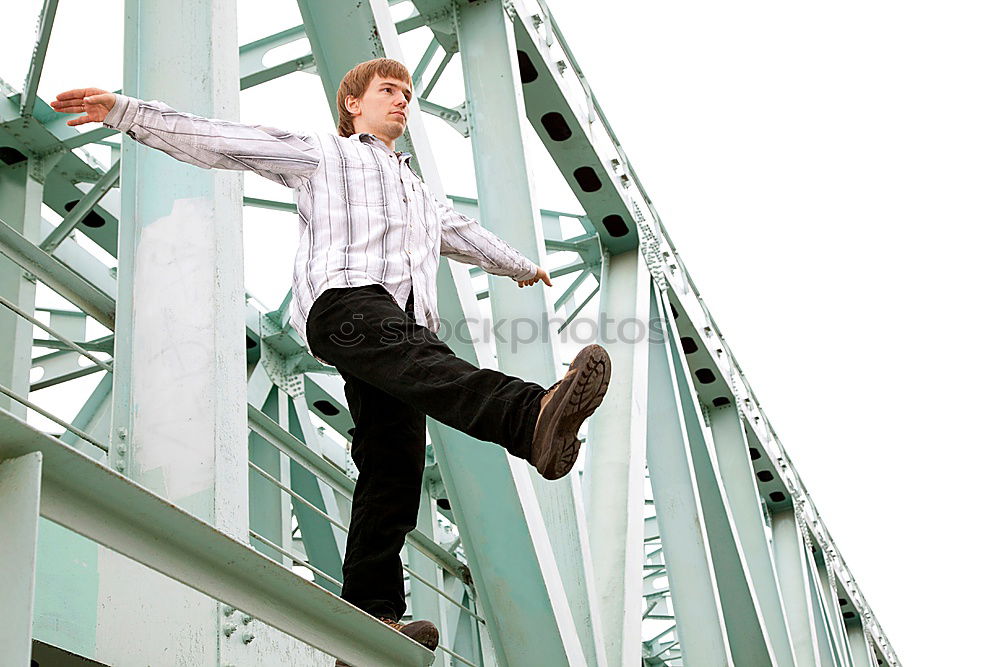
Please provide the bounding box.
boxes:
[51,89,117,126]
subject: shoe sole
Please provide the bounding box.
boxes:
[335,620,438,665]
[533,344,611,480]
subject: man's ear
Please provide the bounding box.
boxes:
[345,95,361,116]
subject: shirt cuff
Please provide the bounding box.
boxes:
[103,94,140,132]
[515,261,538,282]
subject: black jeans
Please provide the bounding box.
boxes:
[305,283,546,620]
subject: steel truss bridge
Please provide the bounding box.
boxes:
[0,0,901,665]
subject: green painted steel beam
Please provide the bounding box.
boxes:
[249,386,289,563]
[646,285,733,665]
[294,2,384,117]
[846,622,875,667]
[111,0,248,532]
[584,249,649,666]
[20,0,60,117]
[238,25,315,90]
[417,97,468,137]
[0,408,435,667]
[32,519,99,658]
[412,39,440,89]
[58,371,112,460]
[288,393,349,593]
[773,509,824,667]
[708,403,798,666]
[407,465,449,662]
[419,50,453,98]
[661,287,776,666]
[0,216,115,329]
[667,286,775,665]
[456,2,603,664]
[507,1,637,255]
[813,551,854,666]
[0,159,44,417]
[0,91,120,256]
[803,547,840,667]
[0,451,43,666]
[41,160,120,252]
[61,126,116,150]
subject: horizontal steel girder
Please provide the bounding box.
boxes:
[0,407,434,667]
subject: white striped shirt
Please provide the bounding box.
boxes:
[103,94,537,351]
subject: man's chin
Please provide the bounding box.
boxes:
[386,122,406,139]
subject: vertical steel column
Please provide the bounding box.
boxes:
[101,0,246,663]
[773,509,823,667]
[0,157,44,416]
[583,249,648,667]
[845,622,875,667]
[111,0,246,532]
[0,451,42,666]
[646,286,733,665]
[708,404,798,666]
[456,2,603,665]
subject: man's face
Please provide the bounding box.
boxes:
[347,76,412,142]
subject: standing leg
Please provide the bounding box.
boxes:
[338,369,427,621]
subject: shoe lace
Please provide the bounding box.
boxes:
[378,617,405,631]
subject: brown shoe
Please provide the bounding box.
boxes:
[530,344,612,480]
[379,616,439,651]
[334,617,439,665]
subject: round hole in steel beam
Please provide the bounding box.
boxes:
[748,447,761,460]
[573,166,602,192]
[694,368,716,384]
[769,491,786,503]
[712,396,730,407]
[63,199,106,228]
[540,112,572,141]
[601,214,628,237]
[0,147,27,165]
[313,400,340,417]
[516,50,538,84]
[757,470,774,482]
[681,336,698,354]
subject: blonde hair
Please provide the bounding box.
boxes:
[337,58,413,137]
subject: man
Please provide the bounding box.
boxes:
[53,58,611,658]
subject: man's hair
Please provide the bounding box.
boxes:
[337,58,413,137]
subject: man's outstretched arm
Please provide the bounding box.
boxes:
[434,196,552,288]
[52,89,320,188]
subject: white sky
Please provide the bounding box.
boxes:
[3,1,998,665]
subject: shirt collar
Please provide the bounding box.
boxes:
[350,132,413,165]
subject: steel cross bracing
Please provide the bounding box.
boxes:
[0,0,901,666]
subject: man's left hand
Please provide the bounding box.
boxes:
[516,267,552,288]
